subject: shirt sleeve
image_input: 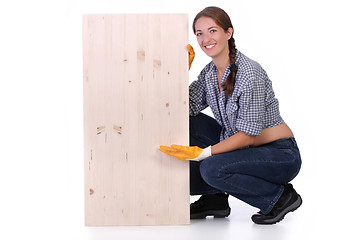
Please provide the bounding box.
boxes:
[235,73,266,136]
[189,70,209,116]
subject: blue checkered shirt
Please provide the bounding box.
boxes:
[189,50,284,141]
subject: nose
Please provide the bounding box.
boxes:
[202,32,212,45]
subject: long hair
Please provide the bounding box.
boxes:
[192,6,237,96]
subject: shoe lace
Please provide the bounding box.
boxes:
[190,196,206,210]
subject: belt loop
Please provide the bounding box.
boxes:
[290,137,296,146]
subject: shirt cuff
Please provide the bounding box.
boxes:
[235,119,262,136]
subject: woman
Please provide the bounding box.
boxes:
[160,6,302,225]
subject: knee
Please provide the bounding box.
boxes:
[199,157,222,187]
[190,113,206,132]
[190,113,221,147]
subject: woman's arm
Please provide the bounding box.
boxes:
[211,131,256,155]
[189,70,208,116]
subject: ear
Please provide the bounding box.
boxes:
[226,27,234,40]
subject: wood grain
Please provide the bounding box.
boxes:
[83,14,189,225]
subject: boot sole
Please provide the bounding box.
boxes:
[252,195,302,225]
[191,208,231,219]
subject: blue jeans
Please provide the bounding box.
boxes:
[190,113,302,214]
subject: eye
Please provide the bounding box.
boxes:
[196,32,203,37]
[210,29,217,33]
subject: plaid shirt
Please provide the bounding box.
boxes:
[189,50,284,141]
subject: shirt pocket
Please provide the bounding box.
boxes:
[226,102,238,116]
[226,93,241,115]
[226,101,239,131]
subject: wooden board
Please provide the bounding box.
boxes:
[83,14,189,225]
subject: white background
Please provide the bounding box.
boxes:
[0,0,359,239]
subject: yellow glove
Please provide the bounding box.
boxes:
[159,144,212,161]
[187,44,195,70]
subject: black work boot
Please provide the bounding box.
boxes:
[251,184,302,225]
[190,193,231,219]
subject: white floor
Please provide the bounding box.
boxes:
[2,186,356,240]
[73,196,355,240]
[79,196,307,240]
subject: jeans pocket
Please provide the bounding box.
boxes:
[276,145,298,162]
[276,143,293,152]
[275,138,297,152]
[278,148,292,152]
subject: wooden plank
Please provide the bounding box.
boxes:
[83,14,189,225]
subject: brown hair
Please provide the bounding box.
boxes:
[193,6,237,96]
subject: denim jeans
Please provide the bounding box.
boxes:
[190,113,302,214]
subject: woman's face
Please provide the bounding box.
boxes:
[194,16,233,60]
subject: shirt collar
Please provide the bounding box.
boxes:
[207,49,242,72]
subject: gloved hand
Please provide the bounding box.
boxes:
[187,44,195,70]
[159,144,212,161]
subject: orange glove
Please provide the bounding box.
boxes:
[159,145,212,161]
[187,44,195,70]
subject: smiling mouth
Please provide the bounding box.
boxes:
[205,44,216,49]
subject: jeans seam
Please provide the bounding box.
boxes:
[217,160,289,213]
[264,186,284,214]
[190,189,222,196]
[192,133,218,146]
[217,162,275,209]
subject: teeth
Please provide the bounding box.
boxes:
[205,44,215,49]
